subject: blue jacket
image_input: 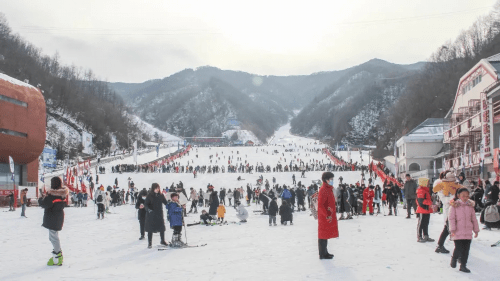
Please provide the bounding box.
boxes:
[166,202,183,227]
[77,193,83,200]
[281,189,292,199]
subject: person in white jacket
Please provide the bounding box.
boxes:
[236,201,248,222]
[433,171,463,254]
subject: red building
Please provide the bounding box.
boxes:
[0,73,46,204]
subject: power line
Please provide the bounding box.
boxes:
[15,6,494,36]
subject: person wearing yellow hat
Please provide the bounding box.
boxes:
[416,177,435,243]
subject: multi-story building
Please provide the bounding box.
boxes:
[443,54,500,180]
[396,118,447,179]
[0,73,46,205]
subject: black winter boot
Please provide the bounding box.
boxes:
[435,246,450,254]
[459,265,470,273]
[450,257,457,268]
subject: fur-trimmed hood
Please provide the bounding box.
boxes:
[449,198,475,208]
[47,187,69,198]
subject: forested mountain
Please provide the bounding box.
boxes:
[0,14,143,158]
[290,59,419,145]
[109,66,349,141]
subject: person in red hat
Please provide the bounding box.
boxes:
[317,172,338,259]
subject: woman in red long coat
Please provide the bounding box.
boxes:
[318,172,339,259]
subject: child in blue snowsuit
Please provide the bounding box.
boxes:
[166,193,185,247]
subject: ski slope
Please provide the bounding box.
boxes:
[1,123,499,281]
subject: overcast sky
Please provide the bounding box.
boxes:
[0,0,497,82]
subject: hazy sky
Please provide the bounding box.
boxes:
[0,0,497,82]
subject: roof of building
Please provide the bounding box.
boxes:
[486,54,500,73]
[486,53,500,62]
[405,118,445,137]
[397,118,445,145]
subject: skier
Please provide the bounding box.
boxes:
[292,174,296,185]
[227,189,234,206]
[317,172,338,259]
[373,185,382,214]
[209,191,220,219]
[268,197,278,226]
[166,193,185,247]
[384,183,398,216]
[362,185,375,215]
[200,210,214,225]
[94,186,106,219]
[145,183,168,249]
[135,190,147,240]
[38,177,69,266]
[281,185,292,205]
[279,201,293,225]
[189,188,198,214]
[235,201,248,222]
[217,202,226,223]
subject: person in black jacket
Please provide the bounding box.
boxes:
[209,191,219,218]
[38,177,68,266]
[111,190,119,207]
[296,187,306,212]
[234,188,241,209]
[8,192,15,211]
[259,192,270,214]
[144,183,168,249]
[268,197,278,226]
[135,190,148,240]
[279,200,293,225]
[487,181,500,204]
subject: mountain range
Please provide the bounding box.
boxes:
[109,59,425,143]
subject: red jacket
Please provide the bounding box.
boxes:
[416,186,433,214]
[363,188,374,201]
[318,182,339,239]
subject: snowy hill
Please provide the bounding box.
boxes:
[291,59,418,146]
[221,129,260,144]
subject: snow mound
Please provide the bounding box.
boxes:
[222,129,260,144]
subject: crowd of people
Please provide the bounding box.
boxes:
[28,142,500,274]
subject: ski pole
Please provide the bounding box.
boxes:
[183,207,188,245]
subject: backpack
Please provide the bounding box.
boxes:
[311,192,319,220]
[484,205,500,223]
[96,194,103,203]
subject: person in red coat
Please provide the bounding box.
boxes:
[318,172,339,260]
[362,185,375,215]
[416,178,435,243]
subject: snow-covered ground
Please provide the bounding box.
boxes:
[222,129,260,144]
[2,124,499,280]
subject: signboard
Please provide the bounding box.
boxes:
[81,131,93,154]
[494,114,500,124]
[9,156,14,173]
[494,148,500,170]
[42,148,57,168]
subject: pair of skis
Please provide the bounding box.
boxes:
[491,240,500,247]
[158,243,207,251]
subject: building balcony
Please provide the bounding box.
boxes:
[445,151,481,170]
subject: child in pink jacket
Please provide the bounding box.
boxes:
[448,187,479,273]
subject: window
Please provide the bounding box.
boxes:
[408,163,420,171]
[0,94,27,107]
[0,128,27,138]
